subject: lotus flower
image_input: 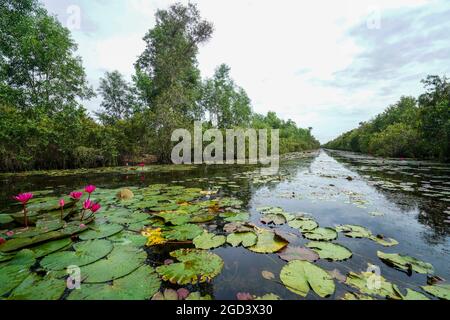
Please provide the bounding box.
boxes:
[69,191,83,200]
[14,193,33,204]
[59,199,65,221]
[90,203,101,213]
[82,199,93,210]
[85,185,96,194]
[14,192,33,228]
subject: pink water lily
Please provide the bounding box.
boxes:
[80,224,86,228]
[14,192,33,228]
[69,191,83,200]
[0,237,5,245]
[177,288,190,300]
[90,203,101,213]
[14,193,33,204]
[6,231,14,237]
[59,199,65,221]
[84,185,96,194]
[82,199,93,210]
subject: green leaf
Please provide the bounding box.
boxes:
[248,229,288,253]
[68,265,161,300]
[277,246,319,262]
[108,231,147,247]
[280,260,335,297]
[336,225,372,238]
[304,227,337,241]
[0,214,13,225]
[193,232,226,250]
[306,242,352,261]
[254,293,281,300]
[41,239,113,271]
[8,274,65,300]
[30,238,72,258]
[393,285,430,300]
[220,212,249,222]
[0,250,35,296]
[421,284,450,300]
[377,251,434,274]
[80,245,146,283]
[261,213,286,225]
[288,218,318,232]
[155,212,191,226]
[345,270,397,298]
[185,292,212,300]
[369,235,398,247]
[156,249,224,285]
[79,224,124,240]
[163,224,203,241]
[226,232,257,247]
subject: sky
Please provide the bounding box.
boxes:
[41,0,450,143]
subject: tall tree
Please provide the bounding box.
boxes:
[97,71,137,125]
[201,64,252,128]
[0,0,94,113]
[134,3,213,162]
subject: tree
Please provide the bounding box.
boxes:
[97,71,137,125]
[134,2,214,162]
[201,64,252,128]
[0,0,94,114]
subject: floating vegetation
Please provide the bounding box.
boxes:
[377,251,434,274]
[306,241,352,261]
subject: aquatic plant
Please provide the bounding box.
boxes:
[85,185,97,199]
[13,193,33,228]
[69,191,83,200]
[59,199,65,221]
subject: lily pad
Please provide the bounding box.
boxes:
[288,218,318,232]
[303,227,337,241]
[163,224,203,241]
[280,260,335,297]
[79,224,124,241]
[220,212,250,222]
[0,214,13,225]
[80,245,146,283]
[68,265,161,300]
[377,251,434,274]
[30,238,72,258]
[261,213,286,225]
[8,274,65,300]
[0,249,35,296]
[155,212,191,226]
[193,232,226,250]
[41,239,113,271]
[306,242,352,261]
[248,229,288,253]
[186,292,213,300]
[421,284,450,300]
[345,270,397,298]
[156,249,224,285]
[226,232,257,247]
[336,225,372,238]
[108,231,147,247]
[393,286,430,300]
[370,235,399,247]
[277,246,319,262]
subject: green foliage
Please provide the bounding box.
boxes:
[325,77,449,161]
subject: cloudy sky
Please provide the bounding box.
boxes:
[41,0,450,143]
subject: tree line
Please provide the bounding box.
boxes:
[0,1,319,172]
[324,76,450,161]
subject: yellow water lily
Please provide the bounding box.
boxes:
[141,228,167,246]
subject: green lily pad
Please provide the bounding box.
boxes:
[152,288,179,300]
[377,251,434,274]
[280,260,335,297]
[342,292,374,300]
[248,229,288,253]
[220,212,250,222]
[0,249,35,296]
[79,224,124,241]
[261,213,286,225]
[8,273,65,300]
[336,225,372,238]
[68,265,161,300]
[80,245,146,283]
[254,293,281,300]
[306,242,352,261]
[393,285,429,300]
[163,224,203,241]
[288,218,318,232]
[193,232,226,250]
[226,232,257,247]
[30,238,72,258]
[370,235,399,247]
[41,239,113,271]
[345,270,397,298]
[303,227,337,241]
[0,214,13,225]
[108,231,147,247]
[154,212,191,226]
[156,249,224,285]
[421,284,450,300]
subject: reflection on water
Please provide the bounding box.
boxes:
[0,149,449,300]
